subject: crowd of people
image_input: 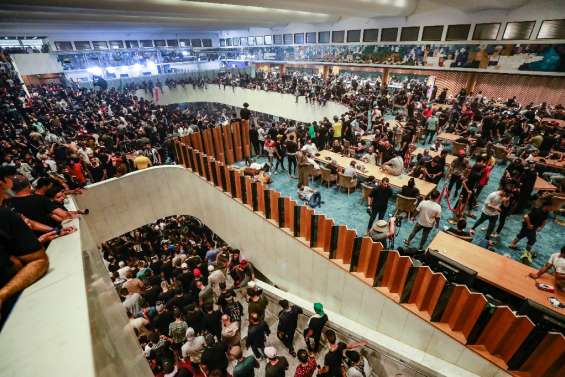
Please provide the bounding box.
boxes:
[107,215,372,377]
[1,45,564,340]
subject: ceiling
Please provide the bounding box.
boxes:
[0,0,535,34]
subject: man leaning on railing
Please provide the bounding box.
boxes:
[0,166,49,328]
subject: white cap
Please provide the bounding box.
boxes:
[181,263,188,269]
[264,346,277,359]
[118,261,125,268]
[208,265,214,272]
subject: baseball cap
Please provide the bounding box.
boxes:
[264,346,277,359]
[373,220,388,233]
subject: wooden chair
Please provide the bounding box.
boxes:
[309,167,321,182]
[361,183,373,203]
[320,166,337,187]
[343,140,351,149]
[393,194,418,218]
[451,141,466,156]
[337,173,358,195]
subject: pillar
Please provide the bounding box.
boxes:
[382,67,390,85]
[466,72,478,93]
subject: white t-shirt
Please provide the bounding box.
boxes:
[482,191,503,217]
[416,200,442,228]
[548,253,565,274]
[384,156,404,176]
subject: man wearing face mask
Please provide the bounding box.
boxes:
[0,166,49,328]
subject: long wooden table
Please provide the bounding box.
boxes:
[428,231,565,316]
[535,176,558,192]
[412,147,457,166]
[542,117,565,128]
[533,155,565,171]
[314,150,437,197]
[436,132,461,142]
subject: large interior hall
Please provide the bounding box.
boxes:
[1,1,565,377]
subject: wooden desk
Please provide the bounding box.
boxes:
[412,148,457,166]
[535,176,557,192]
[314,150,436,197]
[542,118,565,128]
[533,155,565,171]
[432,103,452,111]
[428,232,565,316]
[361,120,404,142]
[436,132,461,143]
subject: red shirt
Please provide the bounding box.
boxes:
[294,357,317,377]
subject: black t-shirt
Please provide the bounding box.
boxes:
[0,207,42,287]
[240,108,251,120]
[201,343,229,372]
[370,186,393,210]
[265,357,289,377]
[153,310,175,335]
[5,194,59,227]
[285,140,298,154]
[322,344,345,377]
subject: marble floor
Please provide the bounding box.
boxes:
[239,145,562,270]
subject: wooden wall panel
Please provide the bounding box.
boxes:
[190,132,203,152]
[335,227,355,264]
[284,198,295,231]
[215,162,223,190]
[257,182,265,214]
[241,119,251,159]
[407,268,448,317]
[518,333,565,377]
[439,286,488,342]
[180,135,191,146]
[212,127,225,163]
[223,125,235,165]
[244,176,253,207]
[379,251,412,296]
[270,191,280,222]
[299,206,313,241]
[232,121,243,162]
[233,170,242,199]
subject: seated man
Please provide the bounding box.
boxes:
[381,152,404,176]
[361,146,377,165]
[446,219,474,240]
[529,246,565,292]
[301,140,318,156]
[368,217,396,249]
[342,161,357,178]
[297,184,321,208]
[420,157,444,183]
[400,177,420,198]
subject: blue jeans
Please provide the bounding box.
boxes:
[308,192,321,208]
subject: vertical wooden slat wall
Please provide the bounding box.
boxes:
[241,119,251,159]
[171,134,565,376]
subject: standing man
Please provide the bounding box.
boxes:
[367,177,393,231]
[471,189,507,244]
[285,135,298,178]
[264,346,289,377]
[509,200,551,253]
[246,312,270,359]
[230,345,259,377]
[277,299,303,357]
[404,190,442,249]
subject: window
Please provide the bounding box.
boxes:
[109,40,124,49]
[363,29,379,42]
[318,31,330,43]
[220,39,226,47]
[167,39,179,47]
[92,41,109,50]
[347,30,361,43]
[283,34,293,44]
[537,19,565,39]
[332,30,345,43]
[179,39,190,47]
[226,38,233,46]
[306,32,317,43]
[202,39,212,47]
[191,39,202,47]
[264,35,272,45]
[446,24,471,40]
[248,37,256,45]
[74,41,91,50]
[256,36,264,45]
[503,21,535,40]
[381,28,398,42]
[140,40,153,48]
[294,33,304,44]
[154,40,166,47]
[233,37,240,46]
[421,25,443,41]
[473,23,500,40]
[55,41,75,51]
[400,26,420,41]
[273,34,283,45]
[240,37,247,46]
[0,39,20,48]
[125,40,139,48]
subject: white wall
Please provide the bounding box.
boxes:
[219,0,565,43]
[135,85,349,123]
[72,166,509,377]
[12,53,63,75]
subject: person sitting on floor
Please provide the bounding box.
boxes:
[297,184,321,208]
[381,151,404,176]
[446,219,474,240]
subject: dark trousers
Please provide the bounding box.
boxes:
[425,129,436,144]
[252,140,262,156]
[287,155,297,175]
[448,175,462,197]
[367,207,386,231]
[250,343,265,359]
[515,224,538,249]
[274,156,285,171]
[496,208,511,234]
[277,328,296,353]
[472,212,497,240]
[407,223,433,249]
